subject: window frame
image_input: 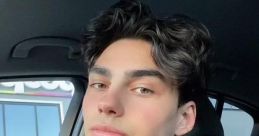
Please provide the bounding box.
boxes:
[0,101,62,136]
[208,90,259,136]
[0,76,86,136]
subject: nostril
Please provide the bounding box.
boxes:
[108,110,116,115]
[98,108,103,113]
[98,104,117,115]
[97,94,124,117]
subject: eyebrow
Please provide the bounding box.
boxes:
[127,70,166,81]
[89,66,166,81]
[89,66,112,78]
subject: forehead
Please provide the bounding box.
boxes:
[94,38,158,71]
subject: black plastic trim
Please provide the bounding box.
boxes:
[11,37,81,59]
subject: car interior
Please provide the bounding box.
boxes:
[0,0,258,136]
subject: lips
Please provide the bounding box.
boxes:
[90,125,126,136]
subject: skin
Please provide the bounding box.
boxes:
[83,39,196,136]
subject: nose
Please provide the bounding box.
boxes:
[98,91,124,117]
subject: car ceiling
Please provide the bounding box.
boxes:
[0,0,258,111]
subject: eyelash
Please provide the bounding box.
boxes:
[89,83,108,89]
[88,81,155,95]
[132,87,154,95]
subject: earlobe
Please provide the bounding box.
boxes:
[175,101,196,136]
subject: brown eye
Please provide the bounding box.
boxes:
[90,83,107,89]
[134,87,154,95]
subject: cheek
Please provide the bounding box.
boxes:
[131,103,176,124]
[134,105,160,121]
[82,91,97,117]
[125,98,178,135]
[82,90,102,133]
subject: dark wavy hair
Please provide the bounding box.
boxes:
[82,0,211,106]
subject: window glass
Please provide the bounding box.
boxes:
[37,105,60,136]
[0,80,75,136]
[209,97,217,108]
[0,104,3,136]
[5,104,36,136]
[221,103,254,136]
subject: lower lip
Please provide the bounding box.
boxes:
[91,129,125,136]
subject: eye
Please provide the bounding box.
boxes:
[89,83,107,89]
[134,87,154,95]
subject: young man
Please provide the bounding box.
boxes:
[82,0,211,135]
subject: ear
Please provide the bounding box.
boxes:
[175,101,196,136]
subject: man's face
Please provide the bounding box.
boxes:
[83,39,195,136]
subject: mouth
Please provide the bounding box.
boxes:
[90,125,127,136]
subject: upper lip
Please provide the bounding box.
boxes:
[90,125,126,136]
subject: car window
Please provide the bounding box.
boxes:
[221,103,254,136]
[209,97,254,136]
[0,80,75,136]
[209,97,217,107]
